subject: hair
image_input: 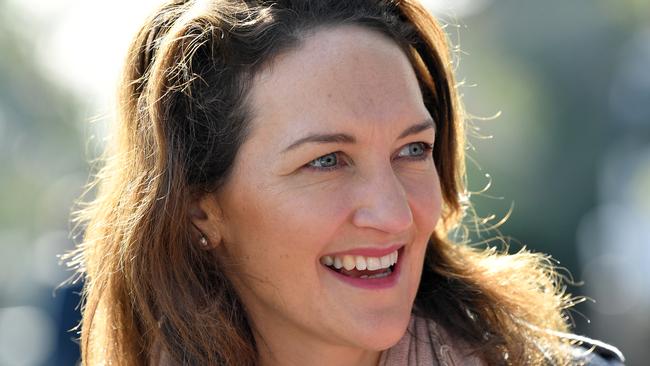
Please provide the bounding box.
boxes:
[66,0,580,365]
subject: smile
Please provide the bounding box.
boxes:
[320,250,398,278]
[319,246,404,289]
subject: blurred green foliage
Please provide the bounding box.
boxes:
[0,2,85,235]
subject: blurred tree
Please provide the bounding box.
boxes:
[0,3,85,232]
[1,0,85,364]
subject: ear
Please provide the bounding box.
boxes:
[189,194,224,249]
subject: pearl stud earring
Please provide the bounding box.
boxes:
[199,236,208,247]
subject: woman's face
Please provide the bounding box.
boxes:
[196,25,442,359]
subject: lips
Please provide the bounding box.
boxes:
[320,249,398,278]
[320,246,404,289]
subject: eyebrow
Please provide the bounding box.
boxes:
[282,118,435,153]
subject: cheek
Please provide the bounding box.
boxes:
[219,177,345,271]
[217,194,313,307]
[402,170,443,226]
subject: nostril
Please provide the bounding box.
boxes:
[351,205,413,234]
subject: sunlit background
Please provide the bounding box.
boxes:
[1,0,648,365]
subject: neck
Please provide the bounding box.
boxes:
[253,327,382,366]
[258,343,381,366]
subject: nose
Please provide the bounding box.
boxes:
[351,166,413,234]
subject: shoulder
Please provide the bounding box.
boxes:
[567,334,625,366]
[390,315,626,366]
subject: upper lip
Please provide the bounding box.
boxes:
[321,244,404,258]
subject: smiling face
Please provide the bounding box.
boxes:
[193,25,443,364]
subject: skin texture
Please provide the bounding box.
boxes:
[192,25,443,366]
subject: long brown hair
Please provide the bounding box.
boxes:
[67,0,578,364]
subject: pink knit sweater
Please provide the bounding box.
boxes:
[378,315,486,365]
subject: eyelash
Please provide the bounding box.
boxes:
[304,142,434,172]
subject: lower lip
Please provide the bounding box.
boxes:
[323,247,404,290]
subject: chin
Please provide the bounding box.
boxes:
[346,309,412,351]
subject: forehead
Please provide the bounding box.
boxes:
[246,24,429,145]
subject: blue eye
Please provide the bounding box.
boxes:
[308,152,340,170]
[397,142,432,158]
[305,142,432,173]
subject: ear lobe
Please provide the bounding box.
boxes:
[189,195,224,249]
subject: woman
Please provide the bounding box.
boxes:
[66,0,624,365]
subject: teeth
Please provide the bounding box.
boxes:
[366,257,381,270]
[321,249,400,272]
[321,256,334,266]
[368,267,392,279]
[342,255,356,271]
[379,254,391,268]
[355,256,367,271]
[349,268,393,280]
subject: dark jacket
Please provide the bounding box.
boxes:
[573,338,625,365]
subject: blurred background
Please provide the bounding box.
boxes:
[0,0,647,364]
